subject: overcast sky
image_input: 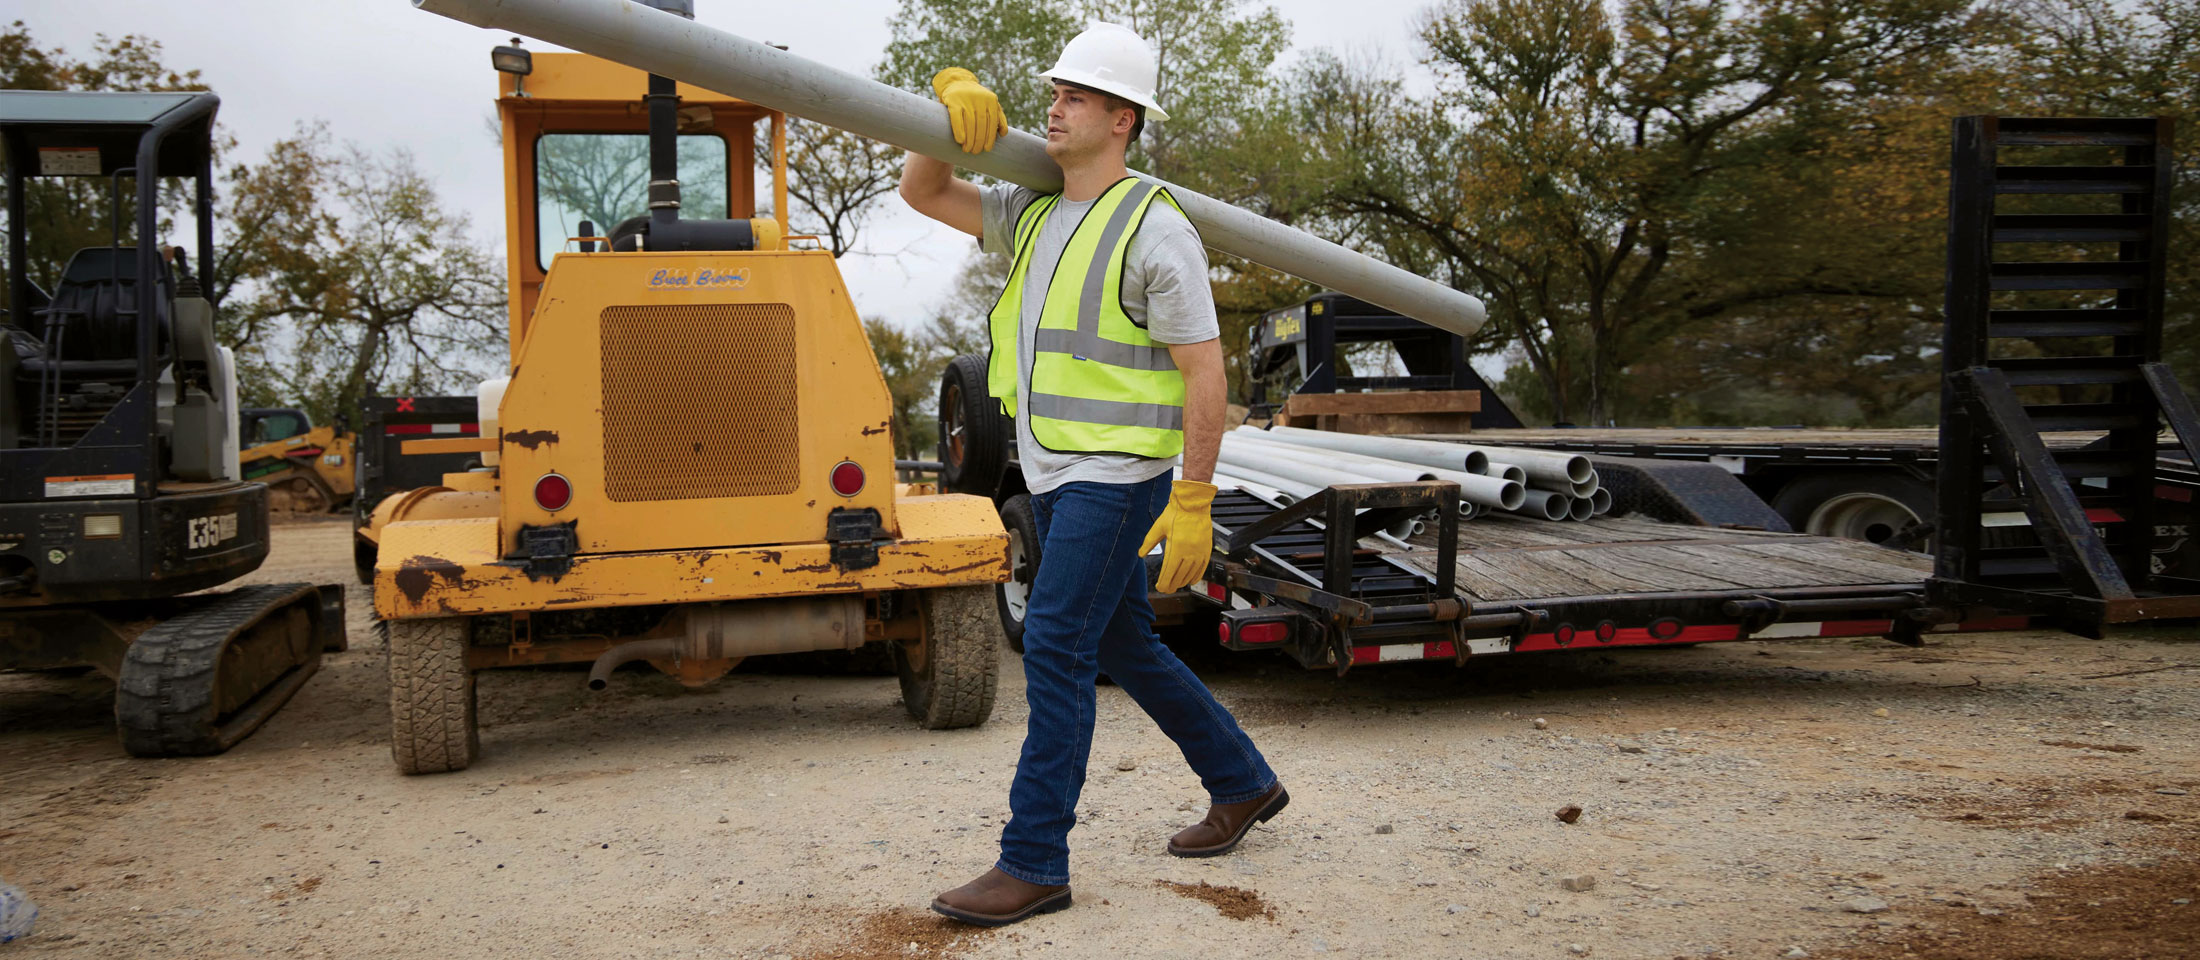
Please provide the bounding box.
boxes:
[14,0,1441,331]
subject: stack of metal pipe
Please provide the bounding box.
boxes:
[1214,425,1613,524]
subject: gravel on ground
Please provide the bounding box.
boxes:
[1,518,2193,959]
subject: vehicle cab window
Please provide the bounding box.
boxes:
[534,132,731,268]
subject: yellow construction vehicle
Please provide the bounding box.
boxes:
[238,408,356,513]
[364,37,1008,773]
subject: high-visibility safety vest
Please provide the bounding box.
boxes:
[987,177,1187,459]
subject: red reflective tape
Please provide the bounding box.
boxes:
[1426,640,1456,659]
[1350,646,1379,665]
[2085,508,2126,523]
[1818,620,1894,637]
[386,424,432,435]
[2159,485,2193,503]
[1515,623,1739,652]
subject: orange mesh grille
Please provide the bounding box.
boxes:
[599,303,800,502]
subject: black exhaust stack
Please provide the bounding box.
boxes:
[614,0,753,253]
[645,72,681,228]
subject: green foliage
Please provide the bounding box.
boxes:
[774,118,903,256]
[876,0,1083,133]
[230,144,505,425]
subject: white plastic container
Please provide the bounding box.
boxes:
[476,377,510,468]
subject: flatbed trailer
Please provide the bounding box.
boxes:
[937,113,2199,666]
[1197,467,2027,675]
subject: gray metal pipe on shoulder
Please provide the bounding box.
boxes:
[411,0,1486,337]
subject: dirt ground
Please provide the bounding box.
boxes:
[2,518,2195,959]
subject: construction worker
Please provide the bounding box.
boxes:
[899,21,1286,927]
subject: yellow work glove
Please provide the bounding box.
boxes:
[1140,479,1217,593]
[931,67,1006,154]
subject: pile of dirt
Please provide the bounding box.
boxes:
[1836,832,2199,960]
[796,909,999,960]
[1154,880,1275,921]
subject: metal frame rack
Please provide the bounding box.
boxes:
[1935,115,2200,633]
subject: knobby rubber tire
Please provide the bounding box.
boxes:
[938,353,1008,496]
[896,585,1000,729]
[386,617,479,774]
[994,493,1042,655]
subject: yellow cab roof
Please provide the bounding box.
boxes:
[500,51,772,121]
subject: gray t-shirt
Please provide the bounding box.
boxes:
[980,181,1219,495]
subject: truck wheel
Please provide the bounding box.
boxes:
[1772,472,1933,551]
[894,585,999,729]
[938,353,1008,496]
[386,617,479,774]
[995,494,1042,655]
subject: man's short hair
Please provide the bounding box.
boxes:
[1057,80,1146,144]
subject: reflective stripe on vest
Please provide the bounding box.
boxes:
[985,177,1187,459]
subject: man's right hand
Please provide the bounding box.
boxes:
[932,67,1006,154]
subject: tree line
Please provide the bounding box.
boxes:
[5,1,2192,461]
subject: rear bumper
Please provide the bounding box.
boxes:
[373,493,1008,619]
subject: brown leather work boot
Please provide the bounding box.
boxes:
[1168,781,1289,858]
[930,867,1072,926]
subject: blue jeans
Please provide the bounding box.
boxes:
[995,472,1277,886]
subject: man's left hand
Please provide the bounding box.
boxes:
[1141,479,1217,593]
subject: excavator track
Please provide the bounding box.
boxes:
[115,582,335,757]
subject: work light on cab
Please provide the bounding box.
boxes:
[533,472,572,511]
[830,461,865,497]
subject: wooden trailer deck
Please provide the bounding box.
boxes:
[1389,513,1932,604]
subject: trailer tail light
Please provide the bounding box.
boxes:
[1220,607,1309,650]
[534,473,572,512]
[830,461,865,497]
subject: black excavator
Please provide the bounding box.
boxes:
[1,89,344,755]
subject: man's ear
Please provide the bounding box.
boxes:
[1115,108,1137,136]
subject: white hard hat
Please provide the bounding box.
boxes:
[1036,21,1170,123]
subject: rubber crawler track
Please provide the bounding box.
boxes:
[896,585,999,729]
[386,617,478,775]
[116,582,325,757]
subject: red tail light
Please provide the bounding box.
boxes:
[1238,622,1289,645]
[534,473,572,511]
[830,460,865,497]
